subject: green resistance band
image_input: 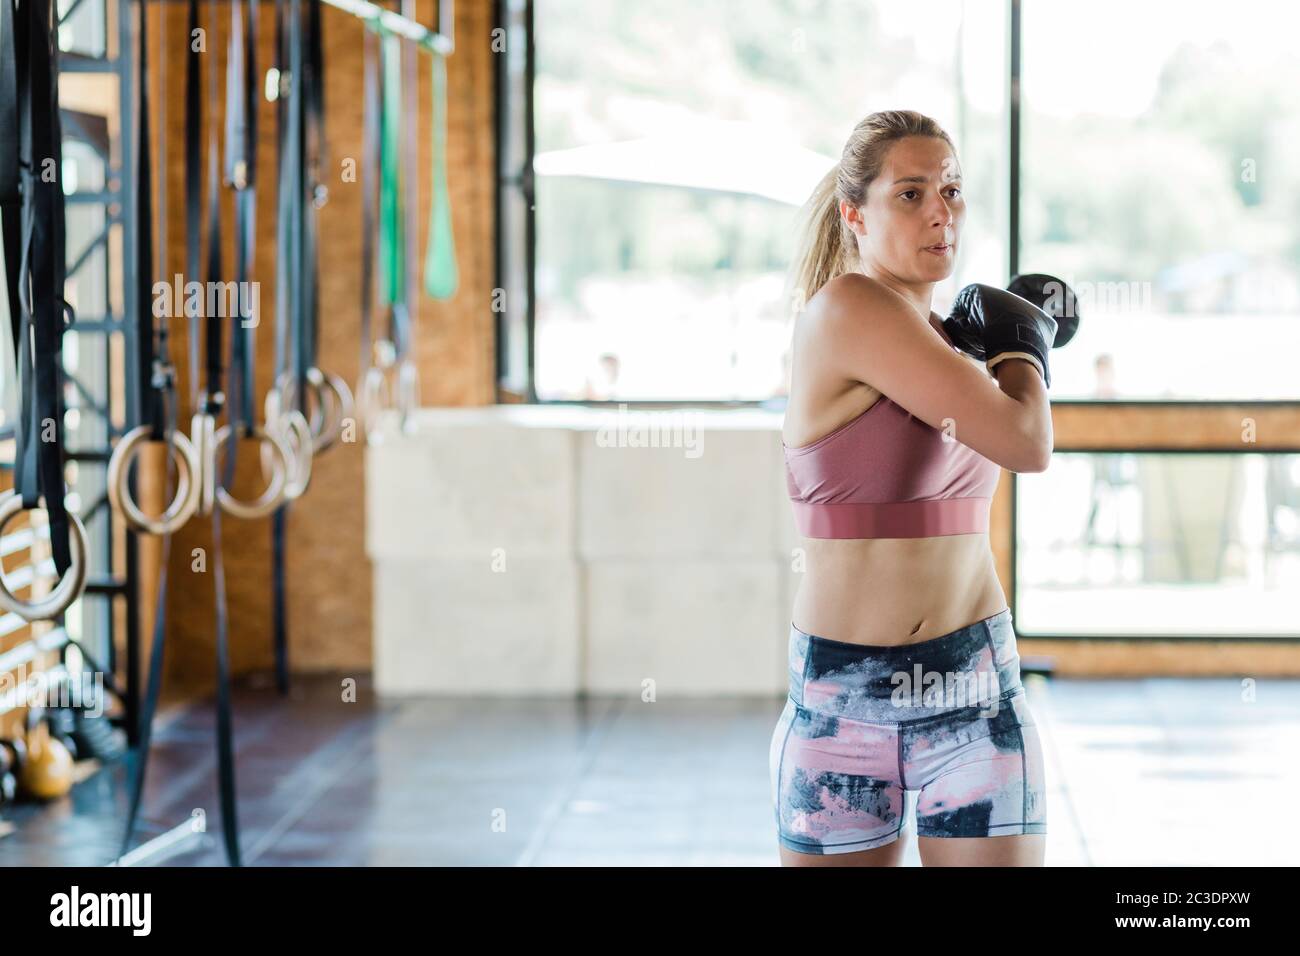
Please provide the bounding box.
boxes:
[423,50,458,300]
[378,29,404,309]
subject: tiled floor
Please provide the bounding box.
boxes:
[1,673,1296,866]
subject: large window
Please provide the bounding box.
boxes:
[513,0,1300,404]
[499,0,1300,640]
[1016,453,1300,637]
[1011,0,1300,640]
[1022,0,1300,401]
[529,0,1006,401]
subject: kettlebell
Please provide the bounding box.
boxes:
[18,720,74,801]
[65,673,127,763]
[0,743,17,805]
[46,704,81,762]
[0,737,26,804]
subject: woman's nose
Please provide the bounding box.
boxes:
[929,196,955,227]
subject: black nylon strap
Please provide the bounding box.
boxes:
[276,0,306,408]
[134,0,164,439]
[0,0,16,206]
[288,0,305,406]
[1,0,23,351]
[121,0,172,862]
[185,0,201,409]
[119,383,178,864]
[298,0,321,391]
[203,0,222,415]
[203,0,240,868]
[225,0,257,433]
[270,0,295,695]
[272,0,290,387]
[7,0,31,457]
[14,0,73,575]
[122,0,241,869]
[241,0,258,425]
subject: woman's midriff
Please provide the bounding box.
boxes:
[791,532,1008,646]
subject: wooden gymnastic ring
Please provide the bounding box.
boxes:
[0,493,90,622]
[106,425,201,535]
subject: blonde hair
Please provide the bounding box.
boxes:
[787,110,957,312]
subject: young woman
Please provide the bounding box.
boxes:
[769,110,1055,867]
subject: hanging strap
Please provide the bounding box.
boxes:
[0,0,17,206]
[13,0,74,576]
[272,0,293,391]
[203,0,241,869]
[358,20,379,374]
[377,30,406,355]
[423,46,456,298]
[300,0,326,380]
[270,0,300,696]
[121,0,175,862]
[283,0,306,407]
[1,0,22,352]
[182,0,203,413]
[134,0,166,440]
[224,0,256,435]
[202,2,223,417]
[137,0,242,868]
[399,6,418,346]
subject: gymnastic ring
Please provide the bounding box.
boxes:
[106,425,202,535]
[213,423,294,519]
[313,369,354,452]
[0,494,90,622]
[191,412,219,517]
[272,368,343,451]
[285,410,314,497]
[372,337,397,374]
[356,363,391,440]
[271,370,324,438]
[261,400,313,500]
[395,357,420,433]
[262,386,314,496]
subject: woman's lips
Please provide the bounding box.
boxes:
[925,243,951,256]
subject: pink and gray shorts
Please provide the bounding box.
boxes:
[769,607,1047,855]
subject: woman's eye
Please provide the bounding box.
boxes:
[900,187,960,200]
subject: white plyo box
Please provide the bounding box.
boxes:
[585,558,788,695]
[373,556,581,695]
[577,422,784,559]
[365,420,575,560]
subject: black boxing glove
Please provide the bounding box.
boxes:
[1007,273,1080,348]
[942,283,1058,388]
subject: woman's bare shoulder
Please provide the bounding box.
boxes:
[803,274,911,334]
[813,272,893,309]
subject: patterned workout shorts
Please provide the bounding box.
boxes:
[769,607,1047,855]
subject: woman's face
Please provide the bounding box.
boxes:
[843,135,964,285]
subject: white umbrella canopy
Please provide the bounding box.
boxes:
[532,121,837,206]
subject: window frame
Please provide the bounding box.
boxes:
[496,0,1300,647]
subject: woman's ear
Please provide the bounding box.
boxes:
[840,200,866,237]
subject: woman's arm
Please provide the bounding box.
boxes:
[812,274,1051,472]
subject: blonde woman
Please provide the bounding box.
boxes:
[770,110,1058,867]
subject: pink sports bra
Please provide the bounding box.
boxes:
[782,329,1001,539]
